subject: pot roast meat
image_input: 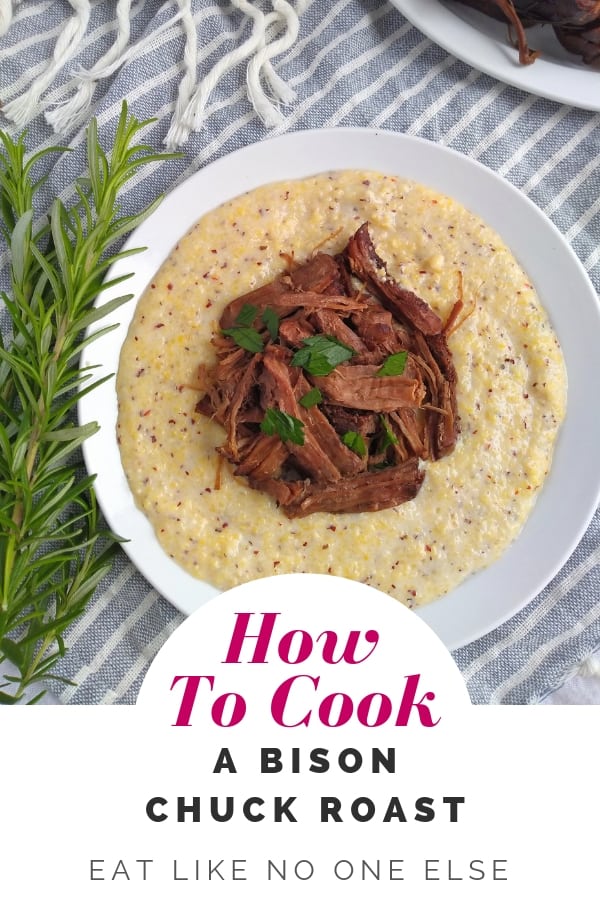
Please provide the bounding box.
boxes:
[555,18,600,62]
[278,313,315,347]
[283,459,426,518]
[310,307,369,353]
[312,361,425,412]
[345,223,444,336]
[448,0,600,65]
[352,304,413,355]
[233,433,288,480]
[196,223,461,517]
[219,252,350,329]
[260,345,346,484]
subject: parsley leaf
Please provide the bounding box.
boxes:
[291,334,355,376]
[222,305,278,350]
[262,307,279,340]
[260,408,305,445]
[221,326,264,353]
[299,387,323,408]
[235,303,258,327]
[342,431,367,457]
[379,414,399,451]
[377,350,408,377]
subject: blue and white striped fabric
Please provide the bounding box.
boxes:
[1,0,599,704]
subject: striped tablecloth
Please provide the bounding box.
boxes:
[1,0,599,704]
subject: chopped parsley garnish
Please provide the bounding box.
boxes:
[377,350,408,377]
[342,431,367,457]
[291,334,355,376]
[299,387,323,408]
[379,414,399,451]
[222,304,278,351]
[221,325,264,353]
[262,307,280,340]
[260,408,305,445]
[235,303,258,327]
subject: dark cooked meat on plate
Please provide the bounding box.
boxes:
[196,223,460,518]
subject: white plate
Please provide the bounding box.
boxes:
[79,128,600,650]
[393,0,600,111]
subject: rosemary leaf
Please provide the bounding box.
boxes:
[0,101,178,702]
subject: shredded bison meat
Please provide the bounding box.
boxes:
[195,223,461,517]
[448,0,600,66]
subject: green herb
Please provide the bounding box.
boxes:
[221,305,278,351]
[234,303,258,327]
[299,387,323,408]
[342,431,367,457]
[0,102,177,703]
[261,307,279,341]
[221,325,264,353]
[291,334,354,376]
[379,414,399,451]
[260,408,305,445]
[377,350,408,377]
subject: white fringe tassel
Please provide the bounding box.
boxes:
[1,0,92,129]
[46,0,133,133]
[578,654,600,679]
[170,0,275,145]
[246,0,307,126]
[1,1,306,147]
[163,0,198,150]
[0,0,23,38]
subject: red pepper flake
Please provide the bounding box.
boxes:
[141,409,152,417]
[327,525,337,532]
[167,283,173,291]
[154,322,165,328]
[211,248,218,254]
[273,560,280,567]
[151,283,156,289]
[168,418,176,424]
[150,435,157,443]
[425,544,432,553]
[136,368,145,377]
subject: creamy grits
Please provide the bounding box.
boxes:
[116,171,566,608]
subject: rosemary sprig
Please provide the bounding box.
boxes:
[0,102,176,703]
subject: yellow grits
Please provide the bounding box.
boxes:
[116,171,566,608]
